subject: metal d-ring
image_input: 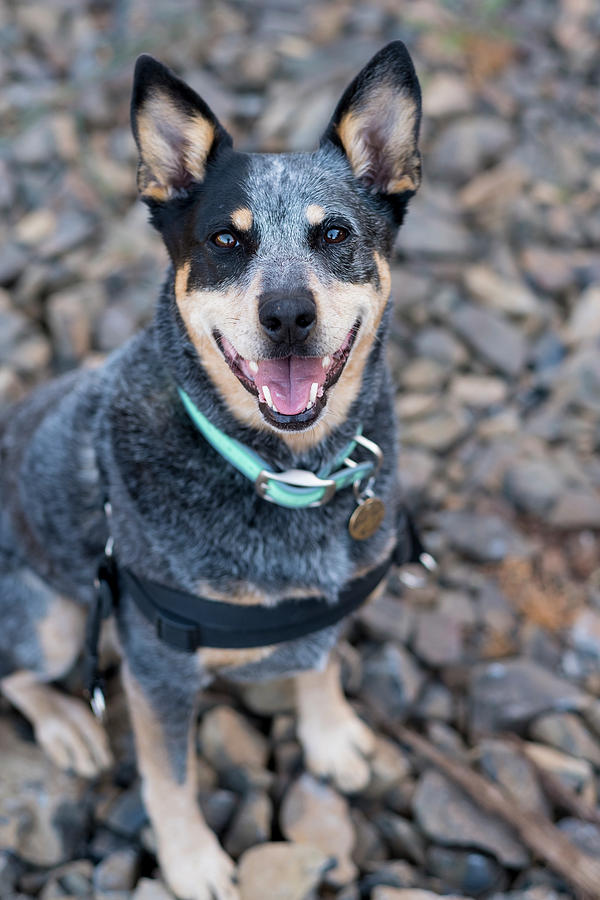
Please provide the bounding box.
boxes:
[255,469,337,507]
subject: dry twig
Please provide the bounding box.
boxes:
[370,710,600,900]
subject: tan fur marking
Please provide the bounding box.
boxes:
[194,580,321,669]
[175,271,272,434]
[295,657,375,793]
[231,207,253,232]
[36,595,86,680]
[306,203,326,225]
[174,260,191,305]
[121,666,237,899]
[337,86,420,194]
[136,91,215,200]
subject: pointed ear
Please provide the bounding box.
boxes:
[321,41,422,198]
[130,55,232,203]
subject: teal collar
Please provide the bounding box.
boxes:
[178,387,382,510]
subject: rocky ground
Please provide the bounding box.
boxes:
[1,0,600,898]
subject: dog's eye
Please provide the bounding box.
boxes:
[212,231,239,249]
[323,226,348,245]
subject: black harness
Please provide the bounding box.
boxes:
[85,512,429,705]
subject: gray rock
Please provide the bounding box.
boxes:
[39,211,97,259]
[224,789,272,858]
[556,818,600,858]
[570,608,600,662]
[237,843,331,900]
[0,852,21,895]
[436,511,523,563]
[416,682,454,722]
[198,789,238,835]
[93,848,139,894]
[449,374,508,408]
[400,407,471,452]
[0,243,28,285]
[413,611,463,667]
[396,191,474,259]
[414,327,468,367]
[358,591,415,644]
[549,491,600,529]
[529,712,600,766]
[523,742,596,803]
[429,116,513,183]
[413,769,529,868]
[426,846,507,897]
[470,659,589,735]
[477,739,549,817]
[361,642,425,719]
[375,813,426,865]
[133,878,176,900]
[464,265,540,319]
[503,460,563,516]
[47,290,91,363]
[453,303,528,377]
[102,784,147,838]
[397,448,438,506]
[566,285,600,345]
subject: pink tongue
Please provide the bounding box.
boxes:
[255,356,326,415]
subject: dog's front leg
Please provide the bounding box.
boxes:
[294,656,375,793]
[121,664,239,900]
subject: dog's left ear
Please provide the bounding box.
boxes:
[131,54,232,203]
[321,41,421,199]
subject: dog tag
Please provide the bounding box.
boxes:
[348,496,385,540]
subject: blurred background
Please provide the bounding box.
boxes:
[1,1,600,898]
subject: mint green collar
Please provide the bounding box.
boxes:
[178,387,381,509]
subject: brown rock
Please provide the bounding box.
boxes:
[238,842,331,900]
[280,774,356,885]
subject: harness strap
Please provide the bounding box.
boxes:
[119,551,395,652]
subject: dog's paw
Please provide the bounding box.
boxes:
[34,691,113,778]
[161,829,239,900]
[298,707,375,794]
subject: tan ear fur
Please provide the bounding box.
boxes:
[336,85,421,194]
[136,91,216,202]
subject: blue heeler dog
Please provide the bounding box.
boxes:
[0,42,422,899]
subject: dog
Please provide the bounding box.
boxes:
[0,42,422,900]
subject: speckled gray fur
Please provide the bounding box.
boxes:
[0,42,421,782]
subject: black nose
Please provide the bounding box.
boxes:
[258,292,317,345]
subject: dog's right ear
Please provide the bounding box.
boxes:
[131,55,232,203]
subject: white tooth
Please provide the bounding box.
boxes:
[262,385,274,410]
[249,360,258,374]
[322,356,331,370]
[305,400,314,410]
[310,382,318,406]
[317,386,324,398]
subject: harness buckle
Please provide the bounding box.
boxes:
[255,468,337,507]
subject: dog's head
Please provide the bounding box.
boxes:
[131,43,421,443]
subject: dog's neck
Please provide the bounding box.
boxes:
[153,268,393,471]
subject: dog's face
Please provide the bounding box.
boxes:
[131,44,421,443]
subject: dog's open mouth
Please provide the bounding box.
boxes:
[216,324,359,430]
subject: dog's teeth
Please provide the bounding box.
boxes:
[249,360,258,374]
[310,382,318,406]
[262,385,274,410]
[322,356,331,370]
[317,386,324,398]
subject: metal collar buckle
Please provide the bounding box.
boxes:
[255,468,336,507]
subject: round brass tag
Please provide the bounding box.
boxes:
[348,497,386,540]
